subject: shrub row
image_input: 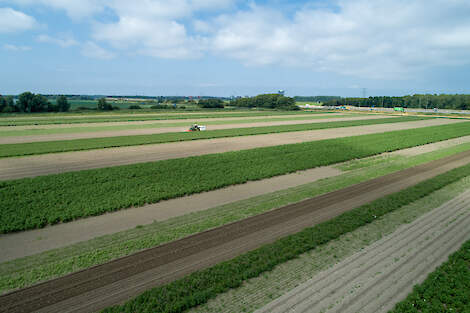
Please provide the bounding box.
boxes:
[1,121,470,233]
[101,161,470,313]
[0,116,427,157]
[390,239,470,313]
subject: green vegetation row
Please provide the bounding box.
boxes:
[1,121,470,233]
[0,116,427,158]
[101,158,470,313]
[4,144,470,293]
[0,110,325,126]
[390,239,470,313]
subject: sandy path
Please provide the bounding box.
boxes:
[0,118,461,181]
[1,150,470,313]
[0,115,389,144]
[392,134,470,156]
[257,191,470,313]
[0,113,342,131]
[0,166,342,262]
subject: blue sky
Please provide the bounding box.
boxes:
[1,0,470,97]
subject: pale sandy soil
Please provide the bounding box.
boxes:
[257,190,470,313]
[0,166,341,262]
[0,113,342,131]
[0,118,461,180]
[0,115,389,144]
[391,134,470,156]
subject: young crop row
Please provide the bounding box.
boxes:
[101,160,470,313]
[1,121,470,233]
[390,239,470,313]
[0,116,427,157]
[0,110,325,126]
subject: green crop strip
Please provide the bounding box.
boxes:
[0,116,427,157]
[101,160,470,313]
[0,111,328,126]
[1,121,470,233]
[390,239,470,313]
[3,143,470,293]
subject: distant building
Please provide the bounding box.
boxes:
[278,90,285,96]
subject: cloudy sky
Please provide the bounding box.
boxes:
[1,0,470,96]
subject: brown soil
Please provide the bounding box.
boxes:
[0,118,461,181]
[257,191,470,313]
[1,115,387,144]
[0,166,342,262]
[1,150,470,313]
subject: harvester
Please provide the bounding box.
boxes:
[188,124,206,131]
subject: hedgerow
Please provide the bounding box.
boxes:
[0,116,427,157]
[1,121,469,233]
[390,239,470,313]
[101,161,470,313]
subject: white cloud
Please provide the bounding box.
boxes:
[3,43,31,51]
[7,0,105,19]
[81,41,114,59]
[0,7,36,33]
[36,34,78,47]
[209,0,470,78]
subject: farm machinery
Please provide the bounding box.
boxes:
[188,124,207,131]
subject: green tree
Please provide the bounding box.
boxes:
[97,98,113,111]
[0,96,6,112]
[18,92,35,112]
[56,95,70,112]
[30,95,49,112]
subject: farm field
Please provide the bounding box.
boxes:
[2,151,470,313]
[2,138,470,293]
[1,109,470,313]
[0,117,461,180]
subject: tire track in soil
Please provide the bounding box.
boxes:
[1,150,470,313]
[256,190,470,313]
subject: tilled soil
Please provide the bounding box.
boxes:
[1,150,470,313]
[0,115,389,144]
[256,190,470,313]
[0,118,460,181]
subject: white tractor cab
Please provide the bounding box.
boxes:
[188,124,207,131]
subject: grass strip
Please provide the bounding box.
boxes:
[0,116,426,157]
[0,111,327,126]
[4,143,470,293]
[1,121,470,233]
[390,239,470,313]
[101,159,470,313]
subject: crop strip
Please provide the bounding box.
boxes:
[1,121,470,233]
[97,157,470,313]
[0,116,427,157]
[389,239,470,313]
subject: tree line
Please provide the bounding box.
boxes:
[324,94,470,110]
[0,92,70,113]
[229,94,299,110]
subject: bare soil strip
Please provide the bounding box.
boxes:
[0,118,459,181]
[392,134,470,156]
[1,150,470,313]
[0,166,342,262]
[0,113,342,131]
[0,115,389,144]
[257,191,470,313]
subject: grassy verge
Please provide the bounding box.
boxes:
[101,161,470,313]
[0,111,328,126]
[1,121,470,233]
[0,114,359,137]
[390,240,470,313]
[0,116,426,157]
[1,142,469,294]
[189,176,470,313]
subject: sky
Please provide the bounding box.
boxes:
[1,0,470,97]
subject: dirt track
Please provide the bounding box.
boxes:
[0,115,389,144]
[1,150,470,313]
[0,118,460,180]
[257,190,470,313]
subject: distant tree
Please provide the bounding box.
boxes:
[97,98,113,111]
[30,95,49,112]
[18,92,35,112]
[57,95,70,112]
[0,96,6,112]
[198,99,225,109]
